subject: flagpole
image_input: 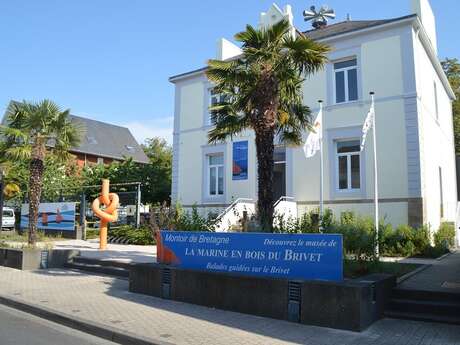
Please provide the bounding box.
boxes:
[370,92,379,258]
[318,100,324,232]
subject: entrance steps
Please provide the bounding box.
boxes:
[385,287,460,325]
[64,256,130,278]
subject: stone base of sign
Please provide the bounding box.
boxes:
[301,274,396,331]
[0,248,79,270]
[129,263,396,332]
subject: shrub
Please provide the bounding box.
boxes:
[435,222,456,249]
[320,208,334,230]
[276,209,451,259]
[174,205,220,232]
[340,211,355,225]
[332,216,376,260]
[380,225,430,257]
[150,203,220,233]
[412,225,431,253]
[109,225,155,245]
[273,208,333,234]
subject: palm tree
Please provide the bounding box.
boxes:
[206,20,329,232]
[0,100,83,245]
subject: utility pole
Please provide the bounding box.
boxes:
[80,193,86,240]
[0,172,4,232]
[135,183,141,229]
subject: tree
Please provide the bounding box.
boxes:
[1,154,82,203]
[206,20,329,231]
[442,58,460,153]
[142,137,172,203]
[0,100,82,245]
[81,137,172,204]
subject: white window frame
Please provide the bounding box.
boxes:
[335,140,361,192]
[333,58,358,104]
[207,88,225,126]
[207,154,224,197]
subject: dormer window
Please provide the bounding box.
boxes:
[86,136,98,144]
[125,145,135,152]
[334,58,358,104]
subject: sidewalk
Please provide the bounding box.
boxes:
[398,251,460,293]
[0,267,459,345]
[53,239,156,264]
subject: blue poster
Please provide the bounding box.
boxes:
[21,202,76,231]
[232,141,248,180]
[159,231,343,282]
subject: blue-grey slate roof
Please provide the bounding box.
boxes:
[2,102,150,164]
[68,115,149,164]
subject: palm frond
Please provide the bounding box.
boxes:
[0,125,28,142]
[206,20,329,147]
[282,35,330,75]
[3,145,32,161]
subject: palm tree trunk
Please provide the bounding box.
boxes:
[255,130,275,232]
[28,157,44,245]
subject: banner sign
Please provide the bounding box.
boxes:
[232,141,248,180]
[21,202,76,231]
[159,231,343,281]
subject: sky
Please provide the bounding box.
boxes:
[0,1,459,145]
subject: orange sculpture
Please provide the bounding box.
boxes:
[91,179,119,250]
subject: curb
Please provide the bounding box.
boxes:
[436,252,452,261]
[396,264,431,284]
[0,294,174,345]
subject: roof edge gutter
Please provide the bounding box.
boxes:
[412,17,456,101]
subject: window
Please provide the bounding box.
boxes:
[439,167,444,218]
[334,59,358,103]
[97,157,104,165]
[86,136,98,145]
[434,81,439,120]
[208,154,224,196]
[2,210,13,217]
[207,89,226,125]
[125,145,135,153]
[336,140,361,191]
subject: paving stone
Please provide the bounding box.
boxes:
[399,251,460,293]
[0,266,459,345]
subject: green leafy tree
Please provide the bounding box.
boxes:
[142,137,172,203]
[206,20,329,231]
[441,58,460,153]
[82,137,172,204]
[1,154,83,203]
[0,100,83,245]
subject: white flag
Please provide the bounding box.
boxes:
[303,107,323,158]
[360,102,375,151]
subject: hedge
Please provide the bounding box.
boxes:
[274,210,455,259]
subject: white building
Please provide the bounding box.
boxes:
[169,0,457,232]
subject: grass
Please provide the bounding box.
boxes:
[0,231,64,243]
[344,259,421,279]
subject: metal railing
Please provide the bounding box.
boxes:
[215,198,256,232]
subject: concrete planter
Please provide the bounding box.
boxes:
[129,263,396,332]
[0,248,79,270]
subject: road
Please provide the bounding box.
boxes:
[0,304,117,345]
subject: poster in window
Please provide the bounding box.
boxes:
[232,141,248,180]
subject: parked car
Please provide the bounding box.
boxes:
[2,207,16,230]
